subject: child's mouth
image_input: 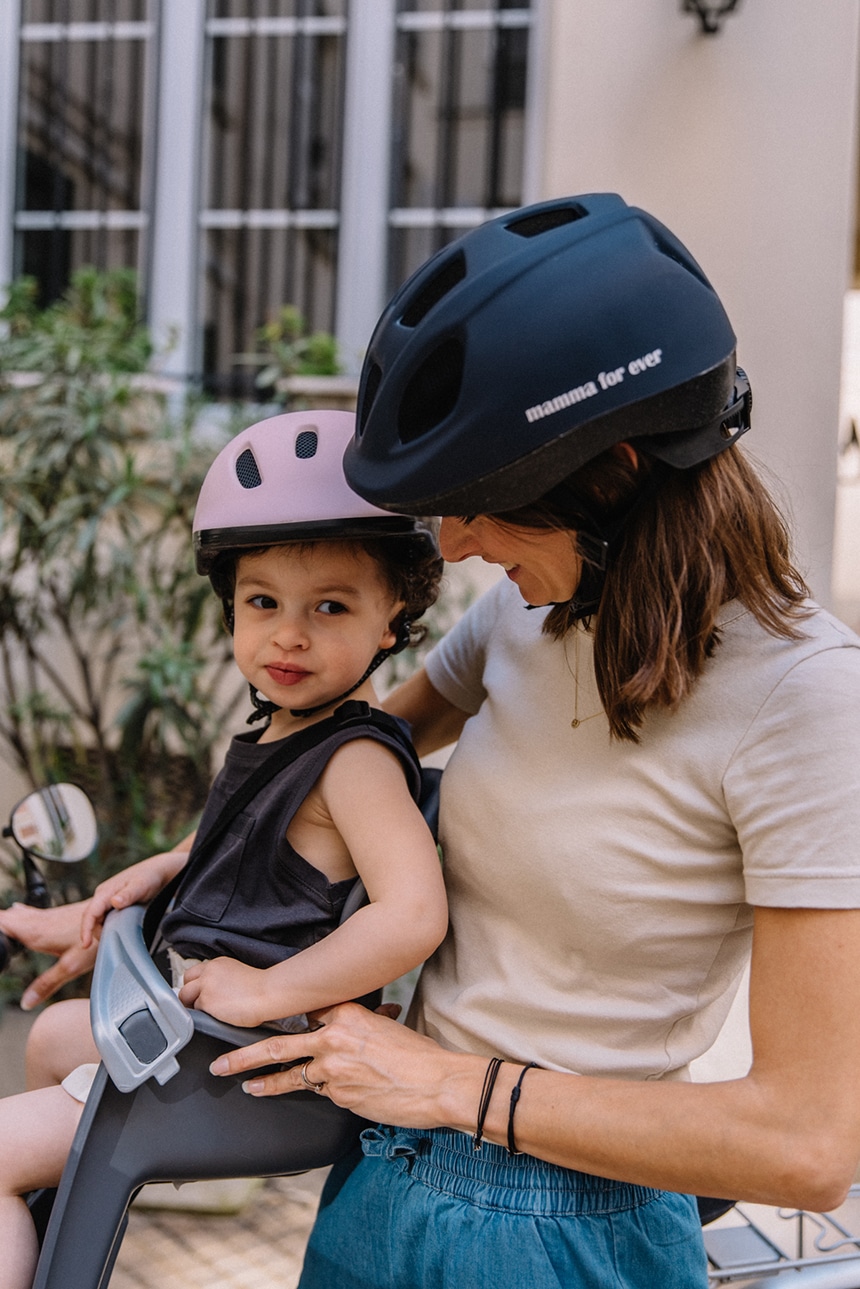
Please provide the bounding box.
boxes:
[265,664,310,687]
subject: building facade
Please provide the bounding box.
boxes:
[0,0,857,603]
[0,0,536,391]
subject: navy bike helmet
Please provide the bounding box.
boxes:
[345,193,751,517]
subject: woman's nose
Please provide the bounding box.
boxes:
[439,517,481,562]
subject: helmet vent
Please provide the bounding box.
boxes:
[357,361,382,437]
[295,429,318,459]
[506,204,587,239]
[400,252,466,328]
[398,337,464,444]
[651,230,711,290]
[235,448,262,489]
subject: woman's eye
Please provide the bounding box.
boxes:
[249,594,277,610]
[318,600,347,616]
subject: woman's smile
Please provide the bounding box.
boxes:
[439,516,580,606]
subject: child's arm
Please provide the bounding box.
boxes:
[179,741,447,1028]
[79,834,196,948]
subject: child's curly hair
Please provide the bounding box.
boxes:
[208,532,443,647]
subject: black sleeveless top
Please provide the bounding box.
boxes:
[159,706,421,970]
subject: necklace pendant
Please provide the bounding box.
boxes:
[570,717,581,728]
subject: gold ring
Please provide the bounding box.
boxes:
[300,1059,326,1093]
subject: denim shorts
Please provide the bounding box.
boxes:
[299,1125,709,1289]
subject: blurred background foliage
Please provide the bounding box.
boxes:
[0,270,242,998]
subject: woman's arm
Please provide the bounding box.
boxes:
[179,742,448,1027]
[0,831,196,1009]
[383,668,469,757]
[209,904,860,1210]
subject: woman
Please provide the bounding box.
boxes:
[8,194,860,1288]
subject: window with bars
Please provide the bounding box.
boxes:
[389,0,531,291]
[5,0,533,391]
[201,0,347,396]
[14,0,154,307]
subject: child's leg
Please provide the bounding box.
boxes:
[0,1084,83,1289]
[25,999,98,1090]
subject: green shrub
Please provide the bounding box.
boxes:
[235,304,341,398]
[0,272,243,998]
[0,267,153,376]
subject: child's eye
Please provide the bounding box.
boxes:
[249,594,277,610]
[317,600,347,616]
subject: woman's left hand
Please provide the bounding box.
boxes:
[208,1001,479,1130]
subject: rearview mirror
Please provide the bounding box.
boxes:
[7,784,98,863]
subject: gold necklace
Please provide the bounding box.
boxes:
[563,627,604,730]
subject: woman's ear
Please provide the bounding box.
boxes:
[612,442,639,470]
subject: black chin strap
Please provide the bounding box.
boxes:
[246,619,413,724]
[524,460,674,621]
[289,647,392,719]
[246,685,281,725]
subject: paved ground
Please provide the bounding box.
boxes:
[112,1172,327,1289]
[0,1005,326,1289]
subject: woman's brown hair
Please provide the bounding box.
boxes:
[490,447,810,741]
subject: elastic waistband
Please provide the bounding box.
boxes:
[361,1125,665,1217]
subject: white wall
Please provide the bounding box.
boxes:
[536,0,860,604]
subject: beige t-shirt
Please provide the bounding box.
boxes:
[415,582,860,1080]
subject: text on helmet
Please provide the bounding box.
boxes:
[525,348,663,424]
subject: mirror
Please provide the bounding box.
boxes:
[9,784,98,863]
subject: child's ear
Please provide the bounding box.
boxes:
[384,612,412,656]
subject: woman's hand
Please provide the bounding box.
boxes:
[0,901,97,1009]
[208,1001,480,1130]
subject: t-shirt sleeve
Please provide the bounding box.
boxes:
[424,583,501,715]
[724,644,860,907]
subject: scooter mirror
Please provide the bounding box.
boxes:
[7,784,98,863]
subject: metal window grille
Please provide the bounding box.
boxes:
[200,0,348,397]
[14,0,155,306]
[7,0,533,394]
[388,0,531,292]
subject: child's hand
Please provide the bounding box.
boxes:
[179,957,270,1028]
[80,850,189,948]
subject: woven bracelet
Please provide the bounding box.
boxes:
[473,1056,504,1152]
[507,1062,538,1156]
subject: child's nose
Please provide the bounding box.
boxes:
[272,614,309,649]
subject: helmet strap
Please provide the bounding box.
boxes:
[246,684,280,725]
[289,617,412,720]
[525,459,674,622]
[244,618,413,724]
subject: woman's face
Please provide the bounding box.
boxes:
[439,516,581,607]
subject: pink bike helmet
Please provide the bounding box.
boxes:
[193,409,435,575]
[193,410,438,720]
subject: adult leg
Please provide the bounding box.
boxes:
[0,1085,83,1289]
[25,1000,97,1090]
[300,1128,708,1289]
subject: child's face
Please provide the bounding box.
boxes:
[232,542,403,720]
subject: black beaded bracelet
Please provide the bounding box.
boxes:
[473,1056,504,1152]
[507,1062,538,1156]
